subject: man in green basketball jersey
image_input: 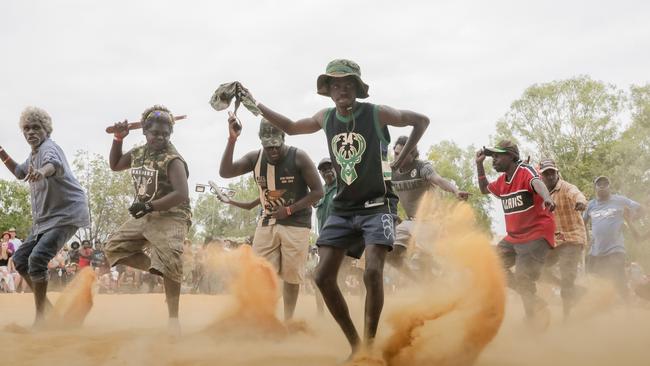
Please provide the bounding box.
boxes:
[238,59,429,357]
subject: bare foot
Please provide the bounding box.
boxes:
[343,348,386,366]
[526,303,551,332]
[31,314,47,331]
[168,318,181,340]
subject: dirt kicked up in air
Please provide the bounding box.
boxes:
[4,266,96,333]
[0,197,507,366]
[376,195,506,366]
[198,195,506,366]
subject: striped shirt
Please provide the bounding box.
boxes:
[549,179,587,246]
[253,147,311,228]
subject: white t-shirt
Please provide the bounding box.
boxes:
[9,238,22,251]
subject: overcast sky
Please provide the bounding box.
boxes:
[1,0,649,233]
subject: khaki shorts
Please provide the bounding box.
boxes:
[104,213,188,283]
[253,224,310,284]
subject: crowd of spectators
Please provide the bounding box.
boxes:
[0,230,383,297]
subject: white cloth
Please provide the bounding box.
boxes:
[10,238,22,251]
[0,266,15,292]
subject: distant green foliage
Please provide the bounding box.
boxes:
[496,75,624,194]
[426,141,493,233]
[614,84,650,269]
[73,150,132,243]
[0,179,31,238]
[496,77,650,269]
[193,175,259,243]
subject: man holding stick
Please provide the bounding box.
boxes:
[0,106,90,328]
[103,105,191,336]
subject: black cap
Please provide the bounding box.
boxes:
[484,140,520,159]
[318,157,332,170]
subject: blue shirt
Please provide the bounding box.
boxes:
[15,138,90,234]
[583,194,641,256]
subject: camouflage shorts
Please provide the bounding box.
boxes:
[104,213,189,283]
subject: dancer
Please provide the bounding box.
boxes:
[220,117,323,320]
[476,140,555,326]
[236,59,430,356]
[583,176,643,301]
[390,135,469,279]
[0,107,90,327]
[538,158,588,318]
[104,105,191,336]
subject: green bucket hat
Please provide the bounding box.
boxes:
[259,119,285,148]
[317,59,369,99]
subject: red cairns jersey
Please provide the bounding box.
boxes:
[487,163,555,247]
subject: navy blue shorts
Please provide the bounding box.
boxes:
[316,213,397,259]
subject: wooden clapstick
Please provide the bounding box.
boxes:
[105,115,187,133]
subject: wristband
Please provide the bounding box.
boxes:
[113,136,123,142]
[478,175,486,180]
[2,157,9,164]
[286,206,292,216]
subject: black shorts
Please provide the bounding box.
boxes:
[316,213,397,259]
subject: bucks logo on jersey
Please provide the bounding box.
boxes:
[331,132,366,185]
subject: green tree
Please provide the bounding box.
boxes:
[192,194,229,241]
[614,84,650,199]
[613,84,650,269]
[427,141,493,233]
[223,175,260,237]
[496,78,650,268]
[0,179,32,238]
[496,75,624,194]
[73,150,132,243]
[193,175,259,242]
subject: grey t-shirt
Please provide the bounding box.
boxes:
[583,194,641,256]
[391,160,436,218]
[15,138,90,234]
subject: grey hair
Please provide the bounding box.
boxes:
[19,107,53,136]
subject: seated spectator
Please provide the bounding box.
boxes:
[92,242,110,275]
[68,241,81,265]
[7,257,23,293]
[65,262,79,278]
[1,232,14,254]
[1,236,16,292]
[0,266,15,292]
[7,228,22,252]
[47,250,67,290]
[77,240,94,269]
